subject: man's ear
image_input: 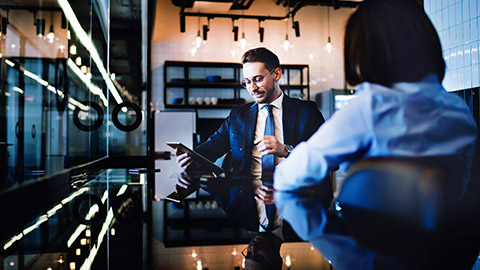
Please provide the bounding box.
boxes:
[274,67,282,81]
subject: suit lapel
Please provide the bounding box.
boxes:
[282,95,296,145]
[245,103,258,148]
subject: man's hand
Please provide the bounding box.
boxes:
[175,148,198,170]
[175,171,197,192]
[255,136,288,157]
[255,185,275,205]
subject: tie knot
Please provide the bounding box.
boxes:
[265,104,274,114]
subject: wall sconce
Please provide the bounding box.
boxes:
[35,18,46,37]
[232,19,238,42]
[258,20,264,43]
[292,21,300,37]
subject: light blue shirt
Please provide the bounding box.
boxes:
[274,74,477,193]
[273,75,478,269]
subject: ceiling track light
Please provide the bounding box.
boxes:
[232,19,238,42]
[180,10,186,33]
[1,17,9,36]
[332,0,340,10]
[202,18,210,41]
[35,18,46,37]
[61,14,67,29]
[258,20,264,43]
[292,21,300,37]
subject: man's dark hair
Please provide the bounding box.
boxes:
[344,0,445,87]
[241,47,281,71]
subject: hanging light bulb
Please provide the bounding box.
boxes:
[69,44,77,55]
[240,16,246,49]
[46,12,55,43]
[240,32,246,49]
[283,34,290,51]
[283,13,290,51]
[325,7,332,54]
[46,25,54,43]
[75,56,82,66]
[195,30,202,48]
[285,255,292,267]
[326,36,332,53]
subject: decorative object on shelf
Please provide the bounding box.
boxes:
[171,98,184,104]
[205,75,221,82]
[170,78,186,82]
[211,97,219,105]
[204,97,212,105]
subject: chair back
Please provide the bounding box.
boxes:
[336,156,466,266]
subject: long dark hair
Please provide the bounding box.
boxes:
[344,0,445,87]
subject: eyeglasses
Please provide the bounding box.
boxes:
[241,247,273,265]
[241,67,277,89]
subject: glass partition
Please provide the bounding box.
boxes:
[0,0,148,268]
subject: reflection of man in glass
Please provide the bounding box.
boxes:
[242,232,283,270]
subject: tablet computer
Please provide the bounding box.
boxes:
[166,142,224,177]
[165,183,200,203]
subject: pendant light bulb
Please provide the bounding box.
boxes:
[240,32,246,49]
[326,36,332,54]
[195,30,202,48]
[46,25,54,43]
[69,44,77,55]
[283,34,290,51]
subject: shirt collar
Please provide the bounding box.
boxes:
[258,92,284,111]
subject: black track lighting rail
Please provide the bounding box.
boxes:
[0,5,62,12]
[181,10,292,22]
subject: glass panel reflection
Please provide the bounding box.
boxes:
[1,169,147,269]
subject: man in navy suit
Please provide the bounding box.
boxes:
[176,47,330,240]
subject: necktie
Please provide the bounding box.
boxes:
[262,104,276,230]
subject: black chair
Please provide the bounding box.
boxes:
[336,156,479,269]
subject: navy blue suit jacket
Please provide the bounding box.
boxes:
[195,94,325,176]
[195,94,329,238]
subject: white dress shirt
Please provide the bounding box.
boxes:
[251,92,284,236]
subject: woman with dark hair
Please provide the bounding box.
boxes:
[273,0,478,269]
[275,0,476,196]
